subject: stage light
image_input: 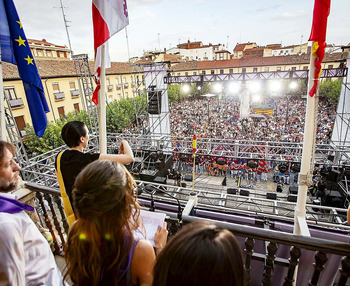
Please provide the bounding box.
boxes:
[289,81,298,89]
[252,94,261,102]
[182,84,190,93]
[249,81,261,93]
[213,82,222,93]
[270,80,282,93]
[197,85,201,90]
[229,82,240,93]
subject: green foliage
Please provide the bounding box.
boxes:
[189,82,212,98]
[318,79,342,104]
[23,97,147,156]
[292,79,308,96]
[168,84,182,102]
[168,83,213,102]
[23,121,65,157]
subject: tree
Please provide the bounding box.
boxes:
[318,79,342,104]
[168,84,181,102]
[23,96,147,156]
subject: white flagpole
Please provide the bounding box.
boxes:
[293,44,318,237]
[0,56,7,140]
[98,43,107,153]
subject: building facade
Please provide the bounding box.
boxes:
[1,38,347,136]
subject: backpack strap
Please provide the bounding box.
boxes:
[56,151,76,226]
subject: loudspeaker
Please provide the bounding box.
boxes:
[327,169,341,182]
[287,195,297,202]
[139,169,157,182]
[289,185,298,195]
[266,193,277,200]
[184,175,193,181]
[148,91,162,114]
[154,176,167,184]
[227,188,237,195]
[240,189,250,196]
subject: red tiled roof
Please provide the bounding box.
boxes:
[2,52,344,80]
[28,38,67,49]
[2,59,142,80]
[215,50,231,54]
[233,43,256,52]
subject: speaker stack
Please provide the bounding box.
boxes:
[227,188,238,195]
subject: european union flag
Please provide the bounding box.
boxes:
[0,0,49,137]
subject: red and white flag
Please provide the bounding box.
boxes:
[92,0,129,104]
[308,0,331,97]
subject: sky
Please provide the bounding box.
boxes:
[13,0,350,62]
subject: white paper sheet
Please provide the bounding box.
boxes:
[133,210,166,247]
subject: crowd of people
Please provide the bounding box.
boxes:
[169,95,335,144]
[125,95,336,184]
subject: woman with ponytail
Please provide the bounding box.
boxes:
[64,160,167,286]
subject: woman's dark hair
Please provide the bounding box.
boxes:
[153,221,246,286]
[64,160,141,285]
[61,121,87,147]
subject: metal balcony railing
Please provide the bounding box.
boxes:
[9,98,24,108]
[54,92,65,101]
[25,181,350,286]
[70,89,80,98]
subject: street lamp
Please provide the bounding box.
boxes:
[229,82,240,94]
[213,82,222,94]
[182,84,190,93]
[248,81,261,94]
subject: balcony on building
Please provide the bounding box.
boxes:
[70,90,80,98]
[54,92,65,101]
[124,83,129,88]
[9,98,24,109]
[116,84,122,90]
[108,85,113,91]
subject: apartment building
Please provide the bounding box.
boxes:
[28,39,71,60]
[167,40,224,61]
[2,59,144,136]
[1,38,347,135]
[169,51,345,77]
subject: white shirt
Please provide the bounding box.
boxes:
[0,193,66,285]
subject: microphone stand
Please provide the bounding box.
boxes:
[140,186,155,212]
[153,186,182,222]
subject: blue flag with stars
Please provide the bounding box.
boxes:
[0,0,49,137]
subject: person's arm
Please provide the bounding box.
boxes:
[0,222,25,285]
[99,140,134,164]
[131,239,156,286]
[347,205,350,224]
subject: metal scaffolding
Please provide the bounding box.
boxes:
[72,54,99,135]
[164,68,347,84]
[3,91,28,163]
